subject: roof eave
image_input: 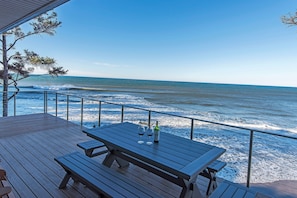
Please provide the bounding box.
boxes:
[0,0,69,34]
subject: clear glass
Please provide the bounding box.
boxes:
[137,125,145,144]
[146,128,153,145]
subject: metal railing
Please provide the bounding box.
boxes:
[1,90,297,187]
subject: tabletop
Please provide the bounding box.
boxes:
[84,122,225,181]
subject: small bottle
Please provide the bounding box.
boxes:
[154,121,160,143]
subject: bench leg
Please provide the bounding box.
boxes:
[85,149,95,157]
[206,171,217,196]
[59,172,71,189]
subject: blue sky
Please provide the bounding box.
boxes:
[16,0,297,87]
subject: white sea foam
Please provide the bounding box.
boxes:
[33,84,75,90]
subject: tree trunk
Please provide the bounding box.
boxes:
[2,34,8,117]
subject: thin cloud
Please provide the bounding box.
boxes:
[93,62,127,68]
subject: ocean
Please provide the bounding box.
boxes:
[2,75,297,184]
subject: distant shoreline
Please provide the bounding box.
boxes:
[27,74,297,89]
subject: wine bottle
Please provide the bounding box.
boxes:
[154,121,160,143]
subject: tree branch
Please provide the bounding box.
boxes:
[7,32,37,51]
[7,54,16,62]
[7,77,20,101]
[282,12,297,26]
[7,12,61,51]
[7,76,27,86]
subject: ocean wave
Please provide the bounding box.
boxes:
[219,118,297,135]
[32,84,77,90]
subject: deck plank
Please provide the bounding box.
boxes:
[0,143,36,198]
[0,114,188,198]
[0,113,297,198]
[1,113,290,198]
[11,133,84,198]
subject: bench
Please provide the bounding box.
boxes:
[78,124,114,157]
[0,166,15,198]
[77,140,108,157]
[55,152,162,198]
[209,180,270,198]
[200,160,226,196]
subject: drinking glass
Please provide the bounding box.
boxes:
[137,125,145,144]
[146,128,153,145]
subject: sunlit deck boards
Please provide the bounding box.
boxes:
[0,113,188,198]
[0,113,74,138]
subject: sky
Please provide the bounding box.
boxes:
[14,0,297,87]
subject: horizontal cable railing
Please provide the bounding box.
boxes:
[54,92,297,140]
[1,90,297,187]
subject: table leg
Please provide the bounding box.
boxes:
[192,182,204,198]
[102,152,116,167]
[102,150,129,168]
[115,157,129,168]
[180,180,203,198]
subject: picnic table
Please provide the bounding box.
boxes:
[83,122,225,198]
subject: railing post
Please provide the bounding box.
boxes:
[98,101,102,127]
[44,91,48,113]
[66,95,69,121]
[148,110,151,128]
[14,92,16,116]
[121,105,124,123]
[44,91,45,113]
[81,98,84,127]
[190,119,194,140]
[247,130,254,187]
[55,93,58,117]
[46,92,48,113]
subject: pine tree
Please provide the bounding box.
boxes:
[0,12,68,117]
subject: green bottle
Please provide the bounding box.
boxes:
[154,121,160,143]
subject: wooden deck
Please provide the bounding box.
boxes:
[0,114,296,198]
[0,113,197,197]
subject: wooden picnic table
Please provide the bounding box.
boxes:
[84,122,225,198]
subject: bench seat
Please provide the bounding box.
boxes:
[207,160,226,173]
[209,180,270,198]
[55,152,162,198]
[77,140,108,157]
